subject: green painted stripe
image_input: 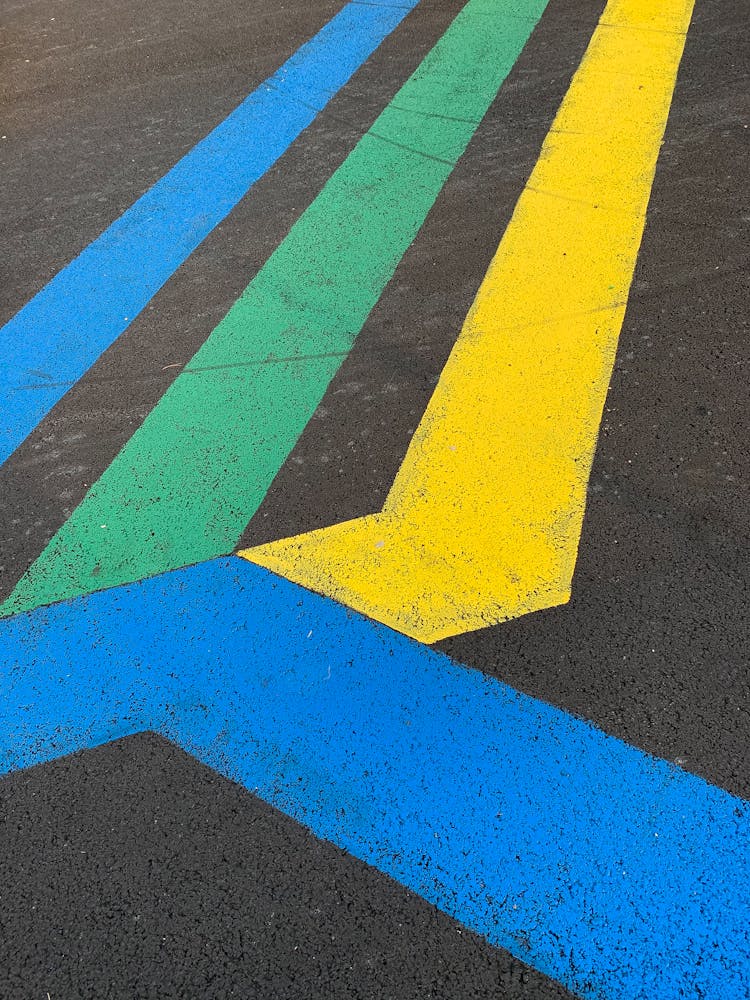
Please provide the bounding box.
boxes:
[2,0,548,618]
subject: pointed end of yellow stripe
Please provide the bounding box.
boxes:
[239,515,573,644]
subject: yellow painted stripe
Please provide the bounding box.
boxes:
[241,0,696,643]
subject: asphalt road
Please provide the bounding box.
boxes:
[1,0,748,996]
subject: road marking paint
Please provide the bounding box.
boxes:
[1,556,748,998]
[1,0,549,619]
[0,0,423,466]
[243,0,696,642]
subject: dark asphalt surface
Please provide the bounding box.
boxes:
[1,0,748,995]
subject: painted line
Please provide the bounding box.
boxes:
[1,0,550,619]
[243,0,697,643]
[0,0,424,467]
[1,556,749,998]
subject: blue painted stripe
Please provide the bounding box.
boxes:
[0,0,420,466]
[1,557,748,998]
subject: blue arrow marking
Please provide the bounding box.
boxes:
[1,557,748,998]
[0,0,421,466]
